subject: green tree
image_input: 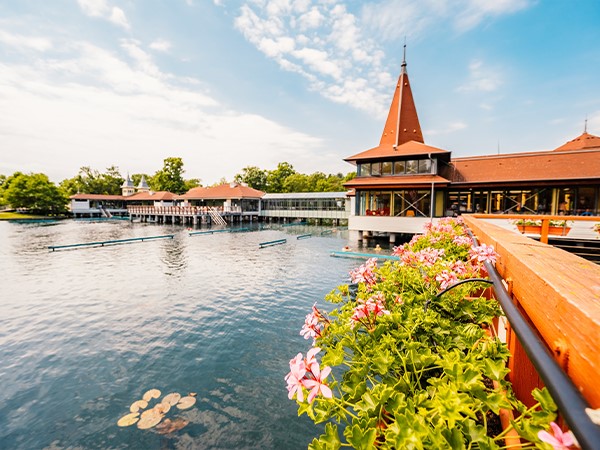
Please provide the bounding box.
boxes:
[4,172,68,214]
[266,162,296,193]
[60,166,124,195]
[152,157,187,194]
[234,166,268,191]
[183,178,201,191]
[282,173,310,192]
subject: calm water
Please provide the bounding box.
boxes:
[0,220,359,449]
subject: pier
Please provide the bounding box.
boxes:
[128,205,259,226]
[48,234,175,251]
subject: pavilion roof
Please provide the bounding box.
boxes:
[345,140,449,162]
[178,183,265,200]
[451,148,600,185]
[344,174,450,189]
[553,132,600,151]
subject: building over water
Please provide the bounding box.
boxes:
[343,49,600,242]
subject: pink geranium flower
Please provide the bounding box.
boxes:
[303,365,333,403]
[285,353,306,402]
[436,269,458,290]
[469,243,498,265]
[538,422,575,450]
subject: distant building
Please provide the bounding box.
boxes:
[344,49,600,242]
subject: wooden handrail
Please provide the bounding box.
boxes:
[463,215,600,409]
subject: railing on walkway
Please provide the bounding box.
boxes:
[463,215,600,448]
[127,205,245,215]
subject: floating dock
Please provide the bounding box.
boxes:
[330,251,399,261]
[259,238,287,248]
[49,234,174,251]
[296,234,312,240]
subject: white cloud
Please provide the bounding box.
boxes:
[234,1,390,118]
[457,59,502,92]
[77,0,131,30]
[149,39,172,53]
[0,29,52,52]
[361,0,533,40]
[0,36,339,184]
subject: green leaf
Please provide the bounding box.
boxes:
[441,427,466,450]
[531,387,557,413]
[483,359,509,381]
[308,423,341,450]
[344,423,377,450]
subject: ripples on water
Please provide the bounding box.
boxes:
[0,221,360,449]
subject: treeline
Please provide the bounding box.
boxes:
[0,158,356,214]
[233,162,355,193]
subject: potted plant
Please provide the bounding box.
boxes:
[593,223,600,236]
[512,218,542,234]
[287,218,559,449]
[548,220,572,236]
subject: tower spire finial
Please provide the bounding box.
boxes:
[584,115,588,133]
[401,37,407,73]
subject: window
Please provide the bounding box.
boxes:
[394,161,405,175]
[405,160,418,174]
[418,159,432,174]
[382,161,392,176]
[371,163,381,176]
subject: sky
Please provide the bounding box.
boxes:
[1,0,599,186]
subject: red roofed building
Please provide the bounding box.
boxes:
[344,49,600,240]
[178,182,264,214]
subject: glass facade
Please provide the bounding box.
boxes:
[358,190,432,217]
[261,198,346,211]
[357,158,436,176]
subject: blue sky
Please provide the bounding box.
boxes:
[1,0,599,185]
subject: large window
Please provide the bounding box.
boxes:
[357,158,435,176]
[358,190,432,217]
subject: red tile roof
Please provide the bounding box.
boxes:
[451,149,600,185]
[345,140,449,162]
[379,67,423,147]
[70,193,124,200]
[178,183,265,200]
[553,132,600,151]
[127,191,177,201]
[344,175,450,189]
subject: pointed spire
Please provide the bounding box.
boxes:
[380,44,424,149]
[584,115,588,133]
[401,38,407,74]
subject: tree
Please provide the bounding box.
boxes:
[4,172,68,214]
[184,178,201,191]
[266,162,296,193]
[283,173,310,192]
[234,166,268,191]
[152,157,187,194]
[60,166,124,195]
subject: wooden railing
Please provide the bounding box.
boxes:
[463,215,600,410]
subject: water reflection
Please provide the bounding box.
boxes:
[0,221,355,449]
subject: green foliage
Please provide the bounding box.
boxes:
[233,162,354,193]
[288,218,557,449]
[60,166,124,195]
[152,157,187,194]
[234,166,268,191]
[3,172,68,214]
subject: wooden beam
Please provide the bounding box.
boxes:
[463,215,600,407]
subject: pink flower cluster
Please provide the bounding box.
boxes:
[350,292,390,330]
[469,243,498,265]
[285,347,333,403]
[300,303,328,341]
[452,235,473,247]
[349,258,378,286]
[399,247,446,267]
[538,422,578,450]
[435,269,459,290]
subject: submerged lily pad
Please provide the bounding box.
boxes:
[155,418,189,435]
[130,400,148,413]
[176,396,197,410]
[117,412,140,427]
[162,392,181,406]
[142,389,161,402]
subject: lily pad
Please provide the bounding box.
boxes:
[142,388,161,402]
[117,412,140,427]
[154,401,171,415]
[162,392,181,406]
[137,411,163,430]
[176,396,197,410]
[130,399,148,413]
[141,408,162,420]
[156,418,189,435]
